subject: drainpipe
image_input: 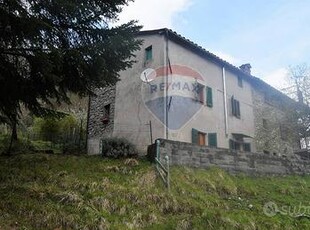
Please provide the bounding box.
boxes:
[164,29,169,139]
[222,67,229,136]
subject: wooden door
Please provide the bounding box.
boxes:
[198,132,206,146]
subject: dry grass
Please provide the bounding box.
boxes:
[0,154,309,229]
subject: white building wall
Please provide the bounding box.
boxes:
[113,34,166,152]
[112,33,256,151]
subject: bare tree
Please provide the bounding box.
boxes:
[286,64,310,149]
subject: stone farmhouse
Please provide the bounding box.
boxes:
[87,28,299,156]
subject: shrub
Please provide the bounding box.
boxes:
[62,141,85,155]
[32,115,80,143]
[101,138,138,158]
[0,135,35,155]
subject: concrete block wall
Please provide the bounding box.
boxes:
[150,139,310,175]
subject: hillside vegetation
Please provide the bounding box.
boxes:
[0,154,309,229]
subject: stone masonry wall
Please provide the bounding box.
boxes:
[87,86,116,154]
[252,88,298,156]
[149,139,310,175]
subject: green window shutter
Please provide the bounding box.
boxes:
[208,133,217,147]
[231,96,235,115]
[229,139,234,150]
[192,128,199,144]
[206,86,213,107]
[236,100,240,118]
[145,46,152,61]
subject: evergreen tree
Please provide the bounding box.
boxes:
[0,0,141,150]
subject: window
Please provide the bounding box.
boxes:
[280,124,289,141]
[145,46,152,61]
[262,119,268,129]
[104,104,110,117]
[101,104,110,124]
[194,83,204,103]
[192,128,206,146]
[231,96,240,118]
[243,143,251,152]
[208,133,217,147]
[238,76,243,87]
[229,139,240,151]
[206,86,213,107]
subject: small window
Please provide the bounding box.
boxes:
[145,46,152,61]
[104,104,110,117]
[101,104,110,124]
[238,76,243,87]
[262,119,268,129]
[194,83,204,103]
[208,133,217,148]
[280,124,288,141]
[206,86,213,107]
[231,96,240,118]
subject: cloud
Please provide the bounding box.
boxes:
[118,0,192,29]
[262,68,290,90]
[212,50,242,66]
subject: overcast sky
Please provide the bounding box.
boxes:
[118,0,310,90]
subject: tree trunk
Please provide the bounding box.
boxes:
[7,119,18,155]
[12,121,17,141]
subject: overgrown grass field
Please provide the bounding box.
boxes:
[0,154,309,229]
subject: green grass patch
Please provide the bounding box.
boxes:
[0,154,309,229]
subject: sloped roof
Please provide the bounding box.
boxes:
[138,28,295,104]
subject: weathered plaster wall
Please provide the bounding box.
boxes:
[252,88,298,156]
[87,86,116,154]
[149,139,309,175]
[154,37,256,150]
[87,32,298,155]
[112,34,166,152]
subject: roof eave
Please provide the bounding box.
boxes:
[138,28,297,105]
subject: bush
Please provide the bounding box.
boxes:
[62,141,85,155]
[0,135,35,155]
[32,115,81,143]
[101,138,138,158]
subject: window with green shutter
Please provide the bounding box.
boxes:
[145,46,152,61]
[206,86,213,107]
[192,128,199,144]
[208,133,217,147]
[194,83,204,103]
[231,96,240,118]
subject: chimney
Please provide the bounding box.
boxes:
[239,63,252,75]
